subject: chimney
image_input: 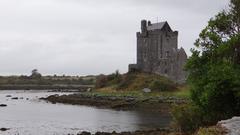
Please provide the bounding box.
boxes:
[148,20,152,26]
[141,20,147,33]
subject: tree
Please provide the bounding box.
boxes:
[186,0,240,123]
[172,1,240,132]
[30,69,42,79]
[186,0,240,122]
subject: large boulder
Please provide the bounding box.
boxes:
[218,116,240,135]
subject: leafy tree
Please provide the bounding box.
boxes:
[186,0,240,123]
[30,69,42,79]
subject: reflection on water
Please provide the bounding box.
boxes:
[0,90,171,135]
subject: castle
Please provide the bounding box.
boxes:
[129,20,187,83]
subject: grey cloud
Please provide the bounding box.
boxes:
[0,0,229,75]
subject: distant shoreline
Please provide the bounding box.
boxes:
[0,84,94,90]
[41,92,188,112]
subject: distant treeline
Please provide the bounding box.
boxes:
[0,75,96,86]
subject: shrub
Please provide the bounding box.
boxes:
[116,73,136,90]
[149,79,174,91]
[95,75,108,88]
[95,71,123,89]
[172,104,204,133]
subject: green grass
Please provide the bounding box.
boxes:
[96,72,178,90]
[117,72,176,91]
[94,72,190,99]
[196,127,227,135]
[91,85,190,99]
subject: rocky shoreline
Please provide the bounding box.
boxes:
[41,92,188,112]
[0,84,93,90]
[76,128,180,135]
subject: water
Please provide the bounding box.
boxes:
[0,90,171,135]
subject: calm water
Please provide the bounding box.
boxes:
[0,90,171,135]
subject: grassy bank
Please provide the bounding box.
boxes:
[94,85,190,99]
[42,91,188,112]
[96,72,178,91]
[196,126,227,135]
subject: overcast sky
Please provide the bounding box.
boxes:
[0,0,229,76]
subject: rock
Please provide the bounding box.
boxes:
[0,104,7,107]
[142,88,151,93]
[53,94,59,97]
[6,95,12,97]
[78,131,91,135]
[0,128,10,131]
[218,116,240,135]
[95,132,112,135]
[11,97,18,100]
[87,88,92,92]
[125,97,135,102]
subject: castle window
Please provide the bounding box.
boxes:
[164,69,168,74]
[166,51,170,57]
[166,33,170,37]
[166,38,170,42]
[144,39,147,43]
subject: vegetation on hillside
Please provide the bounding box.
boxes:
[173,0,240,133]
[95,71,177,92]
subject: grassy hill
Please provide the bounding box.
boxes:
[94,72,190,98]
[96,72,176,91]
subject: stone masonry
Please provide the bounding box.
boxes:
[129,20,187,83]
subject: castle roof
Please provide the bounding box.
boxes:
[147,21,172,31]
[178,47,187,57]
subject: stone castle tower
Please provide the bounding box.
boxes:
[129,19,187,83]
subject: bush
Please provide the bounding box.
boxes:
[172,104,205,133]
[149,79,174,91]
[95,75,108,88]
[116,73,136,90]
[188,61,240,122]
[95,71,123,89]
